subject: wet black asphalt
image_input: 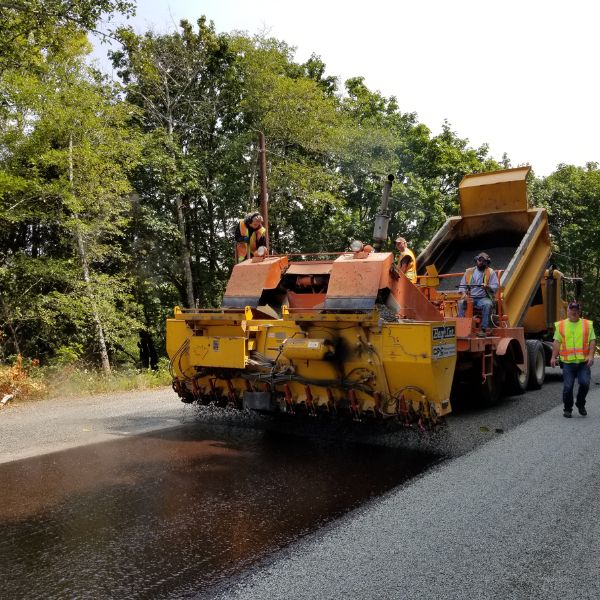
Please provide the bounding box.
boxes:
[0,422,437,599]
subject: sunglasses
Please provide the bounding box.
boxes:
[476,256,487,261]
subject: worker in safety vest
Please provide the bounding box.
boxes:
[457,252,499,337]
[233,212,267,262]
[394,237,417,283]
[550,301,596,418]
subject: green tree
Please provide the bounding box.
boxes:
[0,0,134,69]
[229,34,349,254]
[112,17,241,308]
[530,163,600,320]
[0,34,142,368]
[337,79,500,252]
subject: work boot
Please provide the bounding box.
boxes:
[563,409,572,418]
[577,405,587,416]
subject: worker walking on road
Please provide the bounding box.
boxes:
[394,237,417,283]
[457,252,499,337]
[233,212,267,262]
[551,301,596,418]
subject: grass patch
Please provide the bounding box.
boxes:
[1,356,172,403]
[48,360,171,397]
[47,362,172,398]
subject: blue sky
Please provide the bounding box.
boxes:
[93,0,600,176]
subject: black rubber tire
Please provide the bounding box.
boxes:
[503,355,527,396]
[181,393,196,404]
[526,339,545,390]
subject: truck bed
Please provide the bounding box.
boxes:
[416,167,551,327]
[433,234,523,292]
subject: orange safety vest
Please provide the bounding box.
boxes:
[465,266,495,298]
[238,220,266,261]
[465,266,494,286]
[557,319,592,362]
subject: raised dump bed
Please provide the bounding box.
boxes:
[418,167,552,328]
[415,167,562,403]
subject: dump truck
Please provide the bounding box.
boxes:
[166,166,571,423]
[416,166,573,403]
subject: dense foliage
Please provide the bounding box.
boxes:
[1,3,598,370]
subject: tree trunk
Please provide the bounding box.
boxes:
[69,134,111,375]
[0,297,20,356]
[167,114,195,308]
[175,194,196,307]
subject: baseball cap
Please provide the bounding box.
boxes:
[568,301,581,310]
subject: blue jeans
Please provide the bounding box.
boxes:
[561,362,591,410]
[458,297,493,329]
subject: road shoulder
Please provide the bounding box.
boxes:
[0,388,194,464]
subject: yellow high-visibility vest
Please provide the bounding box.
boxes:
[465,266,493,286]
[397,248,417,283]
[465,266,495,299]
[237,220,266,262]
[555,318,594,363]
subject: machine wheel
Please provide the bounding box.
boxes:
[181,392,196,404]
[503,357,527,396]
[526,339,545,390]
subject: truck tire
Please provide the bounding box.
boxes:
[526,339,545,390]
[502,355,527,396]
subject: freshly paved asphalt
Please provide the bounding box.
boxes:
[220,389,600,600]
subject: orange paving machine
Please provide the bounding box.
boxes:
[167,167,573,423]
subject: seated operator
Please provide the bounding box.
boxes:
[394,236,417,283]
[233,212,267,262]
[458,252,499,337]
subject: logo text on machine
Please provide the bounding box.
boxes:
[432,325,455,340]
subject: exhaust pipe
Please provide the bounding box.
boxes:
[372,174,394,251]
[545,265,556,329]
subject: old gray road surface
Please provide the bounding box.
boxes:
[0,388,194,463]
[222,392,600,600]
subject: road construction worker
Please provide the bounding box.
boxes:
[394,237,417,283]
[457,252,499,337]
[550,301,596,418]
[233,212,267,262]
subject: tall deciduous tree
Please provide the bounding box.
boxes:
[111,17,240,308]
[229,34,348,254]
[0,33,142,367]
[530,163,600,320]
[0,0,134,69]
[337,78,500,251]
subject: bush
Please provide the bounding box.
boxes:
[53,344,84,365]
[0,355,47,401]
